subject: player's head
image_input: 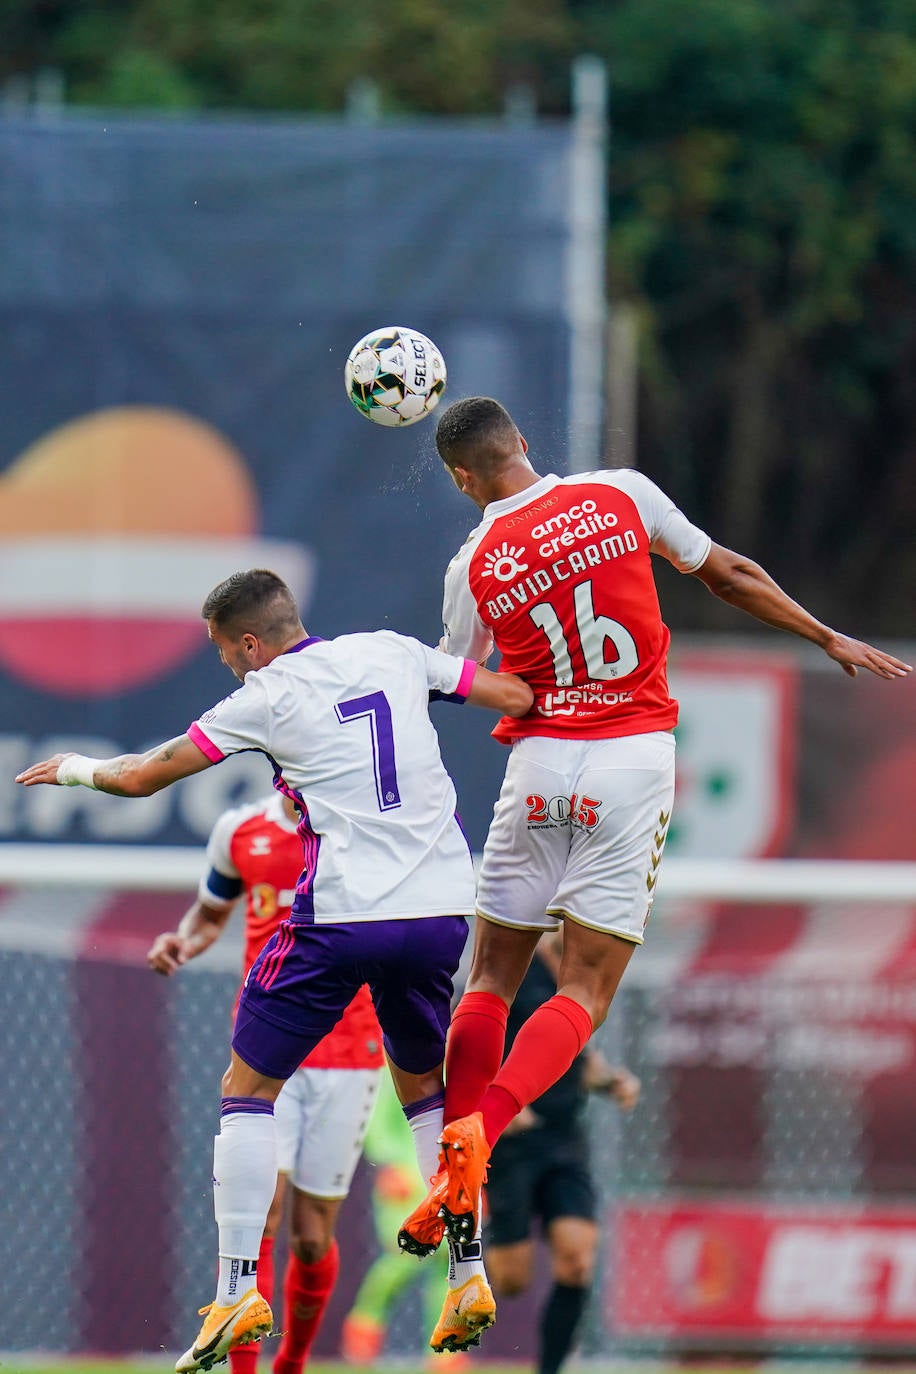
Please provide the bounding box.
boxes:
[436,397,525,473]
[202,569,305,680]
[435,398,530,506]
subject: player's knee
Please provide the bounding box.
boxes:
[553,1249,594,1288]
[491,1268,528,1298]
[488,1249,532,1298]
[289,1231,331,1266]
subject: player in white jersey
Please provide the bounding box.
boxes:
[16,568,533,1370]
[147,791,386,1374]
[401,395,912,1278]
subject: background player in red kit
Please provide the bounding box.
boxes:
[148,791,384,1374]
[402,395,912,1259]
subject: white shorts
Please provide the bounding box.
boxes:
[476,731,676,944]
[274,1066,382,1198]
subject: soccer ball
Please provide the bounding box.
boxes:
[344,326,446,427]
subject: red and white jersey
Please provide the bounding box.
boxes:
[200,793,384,1071]
[441,470,711,742]
[189,631,478,924]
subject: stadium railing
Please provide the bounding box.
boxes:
[2,850,916,1360]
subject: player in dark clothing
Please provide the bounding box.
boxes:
[483,938,639,1374]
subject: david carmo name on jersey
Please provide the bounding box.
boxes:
[484,528,640,623]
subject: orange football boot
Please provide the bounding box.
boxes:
[397,1167,448,1257]
[175,1290,272,1372]
[438,1112,491,1245]
[429,1274,496,1353]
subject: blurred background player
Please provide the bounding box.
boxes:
[484,933,639,1374]
[17,569,533,1369]
[403,396,911,1256]
[147,791,384,1374]
[340,1073,461,1368]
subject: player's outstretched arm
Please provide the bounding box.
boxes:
[693,544,913,680]
[147,899,233,976]
[465,664,533,717]
[15,733,213,795]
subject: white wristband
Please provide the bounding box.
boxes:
[56,755,103,789]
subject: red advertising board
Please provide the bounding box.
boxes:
[612,1198,916,1346]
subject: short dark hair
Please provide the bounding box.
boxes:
[435,396,519,473]
[201,569,301,642]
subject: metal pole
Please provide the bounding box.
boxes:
[605,302,639,468]
[567,55,608,473]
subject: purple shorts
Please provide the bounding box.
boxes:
[232,914,468,1081]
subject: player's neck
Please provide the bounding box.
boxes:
[477,464,542,510]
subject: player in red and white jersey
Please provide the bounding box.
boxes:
[442,461,710,742]
[402,394,912,1261]
[148,790,385,1374]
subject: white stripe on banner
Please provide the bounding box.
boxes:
[0,537,314,614]
[765,901,916,981]
[0,886,109,957]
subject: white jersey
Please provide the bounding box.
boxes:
[188,631,478,924]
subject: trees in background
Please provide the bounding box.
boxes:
[589,0,916,633]
[3,0,913,632]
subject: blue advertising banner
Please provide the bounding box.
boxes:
[0,113,575,847]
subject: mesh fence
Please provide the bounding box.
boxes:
[2,889,916,1359]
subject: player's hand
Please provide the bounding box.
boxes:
[605,1067,641,1112]
[147,932,191,976]
[823,633,912,680]
[584,1051,641,1111]
[375,1164,417,1202]
[15,753,71,786]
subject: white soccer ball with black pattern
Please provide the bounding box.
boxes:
[344,326,447,427]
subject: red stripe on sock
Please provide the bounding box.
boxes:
[481,995,594,1145]
[444,990,509,1123]
[274,1240,339,1372]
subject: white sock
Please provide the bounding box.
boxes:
[213,1106,277,1305]
[404,1089,445,1183]
[448,1204,488,1288]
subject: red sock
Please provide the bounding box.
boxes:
[444,991,509,1123]
[480,995,593,1146]
[229,1235,275,1374]
[273,1240,339,1374]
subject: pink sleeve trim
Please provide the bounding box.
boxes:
[188,722,225,763]
[456,658,477,700]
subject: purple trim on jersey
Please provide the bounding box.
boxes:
[205,867,243,903]
[453,809,473,857]
[220,1096,274,1118]
[269,761,320,922]
[283,636,324,654]
[188,721,224,762]
[403,1089,446,1122]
